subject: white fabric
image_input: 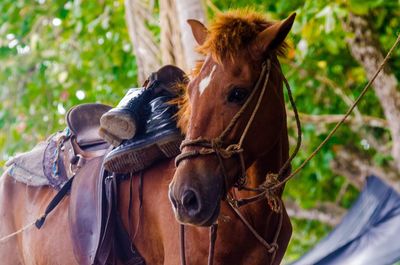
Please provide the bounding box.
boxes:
[4,141,49,186]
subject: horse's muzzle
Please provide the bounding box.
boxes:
[168,175,222,226]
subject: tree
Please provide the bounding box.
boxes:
[124,0,206,82]
[124,0,161,84]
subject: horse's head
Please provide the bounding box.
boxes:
[169,10,295,226]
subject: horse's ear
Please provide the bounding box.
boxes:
[187,19,208,45]
[251,13,296,57]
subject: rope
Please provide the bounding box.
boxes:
[227,198,281,254]
[0,221,36,243]
[237,60,271,148]
[234,33,400,208]
[219,60,270,142]
[180,223,219,265]
[277,73,302,178]
[270,33,400,191]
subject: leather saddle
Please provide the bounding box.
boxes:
[43,103,144,265]
[66,103,111,264]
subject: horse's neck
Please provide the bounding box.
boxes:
[230,125,292,264]
[246,124,289,190]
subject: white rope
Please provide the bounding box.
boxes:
[0,221,36,243]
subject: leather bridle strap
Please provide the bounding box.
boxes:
[179,223,218,265]
[208,223,218,265]
[179,224,187,265]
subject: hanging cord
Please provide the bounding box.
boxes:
[207,223,219,265]
[231,64,303,208]
[227,197,282,253]
[270,33,400,191]
[277,70,302,178]
[234,33,400,209]
[180,224,187,265]
[0,221,36,243]
[0,174,75,243]
[179,223,219,265]
[221,60,271,145]
[232,71,303,208]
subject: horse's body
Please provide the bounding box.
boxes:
[0,9,295,265]
[0,155,290,264]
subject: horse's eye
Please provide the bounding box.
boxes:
[227,87,248,104]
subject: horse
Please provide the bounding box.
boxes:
[0,9,295,265]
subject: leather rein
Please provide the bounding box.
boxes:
[175,57,303,265]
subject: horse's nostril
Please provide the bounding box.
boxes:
[181,189,201,216]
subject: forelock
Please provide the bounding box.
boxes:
[196,9,272,62]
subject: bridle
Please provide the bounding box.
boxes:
[175,57,303,265]
[176,59,270,189]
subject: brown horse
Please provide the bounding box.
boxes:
[0,10,295,265]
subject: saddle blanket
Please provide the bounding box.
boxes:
[4,141,50,187]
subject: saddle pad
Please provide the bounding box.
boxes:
[42,130,70,190]
[5,141,49,187]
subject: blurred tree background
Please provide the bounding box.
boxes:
[1,0,399,263]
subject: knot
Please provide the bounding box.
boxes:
[226,144,243,153]
[261,173,279,189]
[198,148,215,155]
[211,139,231,159]
[261,173,281,213]
[268,243,279,253]
[211,138,223,150]
[35,214,47,229]
[211,140,243,159]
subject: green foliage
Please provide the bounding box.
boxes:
[286,219,332,262]
[0,0,136,165]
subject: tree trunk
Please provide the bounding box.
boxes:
[174,0,207,71]
[344,13,400,171]
[159,0,186,68]
[125,0,161,84]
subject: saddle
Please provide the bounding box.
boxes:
[67,103,112,148]
[40,103,145,265]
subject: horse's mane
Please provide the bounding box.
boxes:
[198,9,288,62]
[174,9,288,133]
